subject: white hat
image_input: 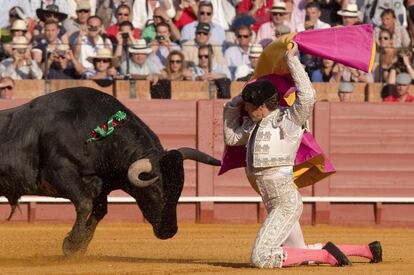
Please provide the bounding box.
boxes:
[12,36,29,49]
[337,3,362,18]
[128,39,152,54]
[338,82,354,93]
[267,1,289,14]
[87,48,118,66]
[11,19,27,31]
[396,73,411,85]
[248,44,263,58]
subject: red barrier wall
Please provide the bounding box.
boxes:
[0,99,413,226]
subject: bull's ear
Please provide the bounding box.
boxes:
[160,150,184,201]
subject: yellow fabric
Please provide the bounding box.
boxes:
[368,39,376,73]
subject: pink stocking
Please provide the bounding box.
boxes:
[336,245,373,260]
[282,247,339,267]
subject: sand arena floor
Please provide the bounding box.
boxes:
[0,223,412,274]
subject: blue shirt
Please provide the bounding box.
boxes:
[224,46,250,80]
[180,21,226,46]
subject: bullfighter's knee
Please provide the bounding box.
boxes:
[250,246,286,268]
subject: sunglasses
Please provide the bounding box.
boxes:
[200,12,212,16]
[237,34,250,39]
[198,55,209,59]
[196,32,208,35]
[77,9,90,13]
[272,13,285,17]
[57,55,66,59]
[0,86,13,90]
[117,13,129,16]
[95,59,110,63]
[9,14,18,18]
[379,36,390,40]
[170,59,182,64]
[88,25,99,31]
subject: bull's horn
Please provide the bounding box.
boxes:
[177,147,221,166]
[128,159,159,187]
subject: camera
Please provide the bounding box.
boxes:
[121,32,129,39]
[155,35,165,41]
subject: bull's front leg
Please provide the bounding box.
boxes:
[63,198,94,256]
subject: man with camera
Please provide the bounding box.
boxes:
[105,4,141,45]
[149,22,181,71]
[47,44,85,79]
[0,36,42,80]
[141,7,181,43]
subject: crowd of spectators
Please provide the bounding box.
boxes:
[0,0,414,101]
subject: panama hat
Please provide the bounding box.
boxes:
[396,73,411,85]
[36,4,68,22]
[87,48,119,66]
[76,0,91,11]
[12,36,29,49]
[267,1,289,14]
[248,44,263,58]
[11,19,28,31]
[128,39,152,54]
[337,3,362,18]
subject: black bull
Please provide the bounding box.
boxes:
[0,88,221,256]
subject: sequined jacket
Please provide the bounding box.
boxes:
[223,54,316,168]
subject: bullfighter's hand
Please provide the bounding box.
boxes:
[286,41,298,58]
[230,95,243,107]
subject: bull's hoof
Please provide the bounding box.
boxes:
[62,236,88,257]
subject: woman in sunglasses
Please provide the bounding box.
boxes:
[372,29,397,82]
[82,48,119,80]
[160,50,192,80]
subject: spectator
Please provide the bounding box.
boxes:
[160,50,193,80]
[181,22,226,67]
[105,4,141,45]
[114,21,137,60]
[235,43,263,81]
[32,20,63,67]
[0,36,43,80]
[373,29,397,82]
[208,0,236,31]
[0,2,32,29]
[47,44,85,79]
[337,81,353,102]
[174,0,198,29]
[34,4,69,43]
[149,22,181,71]
[387,48,414,83]
[96,0,134,28]
[363,0,407,28]
[331,63,374,83]
[255,1,291,45]
[224,25,252,80]
[383,72,414,102]
[374,9,410,49]
[82,48,118,79]
[180,1,226,45]
[259,22,291,47]
[141,7,181,43]
[64,0,92,41]
[192,44,231,80]
[3,19,32,57]
[132,0,176,30]
[237,0,273,33]
[29,0,74,20]
[74,15,113,69]
[0,76,15,99]
[297,1,330,32]
[337,3,361,26]
[311,58,336,82]
[119,39,160,80]
[315,0,342,26]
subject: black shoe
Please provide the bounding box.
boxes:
[369,241,383,263]
[323,241,352,266]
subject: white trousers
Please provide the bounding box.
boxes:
[248,166,303,268]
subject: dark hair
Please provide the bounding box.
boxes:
[264,94,280,111]
[380,9,396,19]
[198,44,213,55]
[235,25,251,36]
[199,1,213,11]
[379,28,393,39]
[44,19,59,28]
[305,2,320,10]
[116,4,130,14]
[119,20,133,30]
[156,22,171,32]
[166,50,185,75]
[242,80,278,107]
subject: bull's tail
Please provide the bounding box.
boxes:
[5,196,20,221]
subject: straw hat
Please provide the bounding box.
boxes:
[87,48,118,66]
[36,4,68,22]
[76,0,91,11]
[11,19,28,31]
[248,44,263,58]
[267,1,289,14]
[337,3,362,18]
[12,36,29,49]
[128,39,152,54]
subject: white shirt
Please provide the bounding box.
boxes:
[78,35,113,69]
[132,0,176,29]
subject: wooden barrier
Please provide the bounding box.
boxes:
[10,80,414,102]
